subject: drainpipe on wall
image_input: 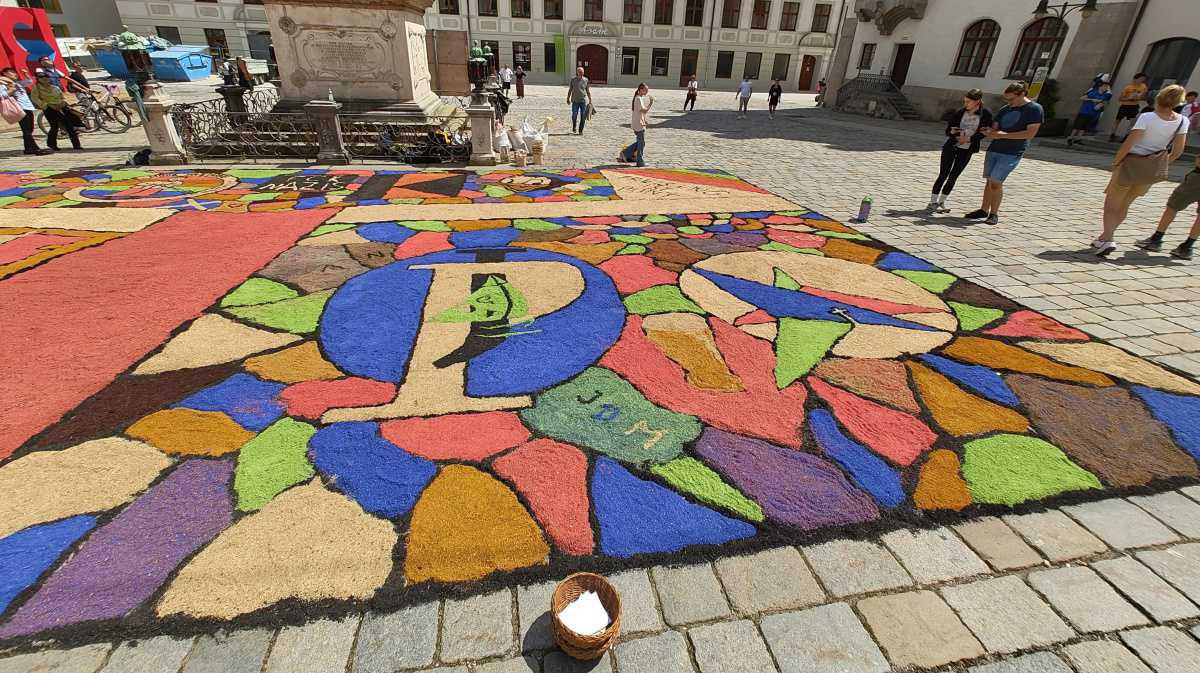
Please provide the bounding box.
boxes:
[1110,0,1150,83]
[702,0,717,89]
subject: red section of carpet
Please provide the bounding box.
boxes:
[0,210,333,460]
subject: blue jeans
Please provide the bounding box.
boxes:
[571,101,588,132]
[633,130,646,166]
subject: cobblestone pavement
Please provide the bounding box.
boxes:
[2,83,1199,673]
[3,490,1199,673]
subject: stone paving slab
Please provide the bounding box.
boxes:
[1120,626,1200,673]
[353,603,440,672]
[100,637,193,673]
[968,652,1073,673]
[440,590,515,664]
[1063,640,1154,673]
[0,644,110,673]
[1027,566,1149,633]
[880,527,990,585]
[1136,544,1200,604]
[543,651,614,673]
[650,564,731,627]
[180,629,272,673]
[759,603,889,673]
[517,581,558,653]
[952,517,1044,572]
[1062,499,1181,550]
[473,655,539,673]
[941,576,1075,654]
[1091,555,1200,623]
[713,547,825,615]
[856,589,984,669]
[264,617,358,673]
[801,540,913,598]
[1003,511,1108,562]
[1130,492,1200,539]
[613,631,695,673]
[687,619,776,673]
[606,570,666,636]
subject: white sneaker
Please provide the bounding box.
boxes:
[1090,238,1105,249]
[1095,240,1118,257]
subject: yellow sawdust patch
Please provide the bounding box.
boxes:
[908,362,1028,436]
[943,337,1113,387]
[914,449,972,511]
[405,465,549,584]
[243,341,344,383]
[126,408,254,457]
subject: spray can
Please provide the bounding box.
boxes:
[854,196,873,223]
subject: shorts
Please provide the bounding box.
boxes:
[1166,170,1200,212]
[1105,171,1153,200]
[983,152,1022,183]
[1117,105,1141,120]
[1072,113,1099,131]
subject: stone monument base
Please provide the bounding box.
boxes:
[263,0,444,117]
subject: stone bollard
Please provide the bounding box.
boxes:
[303,99,350,165]
[140,80,187,165]
[466,96,497,166]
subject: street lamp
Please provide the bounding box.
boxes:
[1033,0,1100,20]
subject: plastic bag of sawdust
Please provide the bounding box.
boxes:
[507,126,527,153]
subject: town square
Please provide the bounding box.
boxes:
[1,1,1199,672]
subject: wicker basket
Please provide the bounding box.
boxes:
[551,572,622,660]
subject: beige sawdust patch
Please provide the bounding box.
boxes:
[0,437,171,538]
[133,314,300,375]
[1020,341,1200,395]
[0,209,174,232]
[330,195,798,223]
[832,324,952,359]
[156,480,396,620]
[297,229,371,247]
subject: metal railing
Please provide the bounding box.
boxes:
[339,113,471,163]
[174,110,319,161]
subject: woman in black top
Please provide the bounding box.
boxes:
[768,80,783,119]
[929,88,992,212]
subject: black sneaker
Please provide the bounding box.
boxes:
[964,209,989,219]
[1171,245,1194,260]
[984,213,999,226]
[1134,237,1164,252]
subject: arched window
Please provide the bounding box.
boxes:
[1141,37,1200,89]
[952,19,1000,77]
[1007,17,1067,80]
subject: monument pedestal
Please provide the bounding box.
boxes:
[262,0,448,116]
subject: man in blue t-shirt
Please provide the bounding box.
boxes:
[1068,80,1111,146]
[966,81,1044,225]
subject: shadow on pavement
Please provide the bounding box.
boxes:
[1036,248,1190,267]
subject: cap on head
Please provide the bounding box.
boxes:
[1004,81,1028,95]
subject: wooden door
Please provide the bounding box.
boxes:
[891,44,914,87]
[798,55,816,90]
[680,49,698,86]
[576,44,608,84]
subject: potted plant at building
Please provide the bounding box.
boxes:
[1037,78,1069,137]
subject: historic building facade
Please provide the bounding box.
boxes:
[423,0,846,92]
[116,0,273,62]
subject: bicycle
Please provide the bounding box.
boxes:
[36,86,134,135]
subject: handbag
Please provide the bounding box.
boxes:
[1117,117,1186,186]
[0,96,23,124]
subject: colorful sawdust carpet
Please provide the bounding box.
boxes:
[1,167,1198,644]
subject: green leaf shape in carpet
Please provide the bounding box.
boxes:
[760,241,823,255]
[814,231,870,241]
[613,234,654,244]
[624,285,705,316]
[483,185,513,198]
[776,319,852,389]
[651,457,764,522]
[617,244,648,255]
[677,226,705,235]
[219,278,300,308]
[892,270,957,293]
[774,267,802,290]
[225,290,332,334]
[234,418,317,512]
[398,220,451,232]
[520,367,700,465]
[306,223,356,238]
[962,433,1102,506]
[949,301,1005,331]
[514,218,562,230]
[643,215,672,223]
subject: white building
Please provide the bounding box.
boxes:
[425,0,846,91]
[116,0,273,61]
[11,0,122,38]
[825,0,1158,122]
